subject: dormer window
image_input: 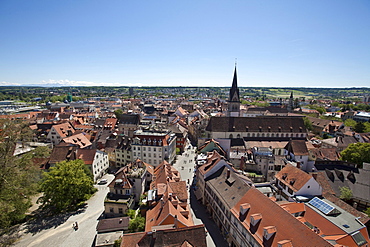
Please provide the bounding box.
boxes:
[290,127,293,132]
[259,126,262,132]
[263,226,277,240]
[277,240,292,247]
[239,203,250,220]
[250,213,262,226]
[278,127,282,132]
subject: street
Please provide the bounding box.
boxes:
[172,145,228,247]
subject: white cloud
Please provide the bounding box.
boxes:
[40,79,102,87]
[40,79,152,87]
[0,81,21,86]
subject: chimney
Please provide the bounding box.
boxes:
[226,169,230,179]
[174,215,179,229]
[160,198,164,208]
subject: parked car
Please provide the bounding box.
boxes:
[98,179,108,185]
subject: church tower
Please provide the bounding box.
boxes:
[287,91,294,112]
[227,66,240,117]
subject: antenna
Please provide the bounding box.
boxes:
[235,58,237,67]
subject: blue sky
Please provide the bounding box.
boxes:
[1,0,369,88]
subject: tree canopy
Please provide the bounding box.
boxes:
[38,159,97,213]
[340,143,370,167]
[0,119,40,228]
[339,186,352,201]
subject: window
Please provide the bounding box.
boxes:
[288,188,293,194]
[126,189,130,195]
[109,207,114,213]
[118,208,123,214]
[148,147,151,151]
[154,148,156,152]
[229,134,233,139]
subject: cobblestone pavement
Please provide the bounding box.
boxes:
[13,174,114,247]
[173,145,228,247]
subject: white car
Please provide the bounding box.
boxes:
[98,179,108,185]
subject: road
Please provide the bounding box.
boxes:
[13,174,114,247]
[173,145,228,247]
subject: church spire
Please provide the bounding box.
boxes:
[229,65,240,102]
[227,65,241,117]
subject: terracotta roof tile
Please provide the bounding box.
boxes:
[275,164,313,192]
[231,188,332,247]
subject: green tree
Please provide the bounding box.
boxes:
[344,119,357,128]
[127,209,137,219]
[339,186,352,201]
[128,215,145,232]
[340,143,370,167]
[354,122,365,133]
[365,207,370,217]
[113,238,122,247]
[303,117,313,131]
[38,159,97,213]
[0,119,40,228]
[365,122,370,133]
[114,109,123,119]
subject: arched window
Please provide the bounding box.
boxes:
[237,134,241,138]
[229,134,233,139]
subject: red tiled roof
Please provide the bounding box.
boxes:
[231,188,332,246]
[275,164,313,192]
